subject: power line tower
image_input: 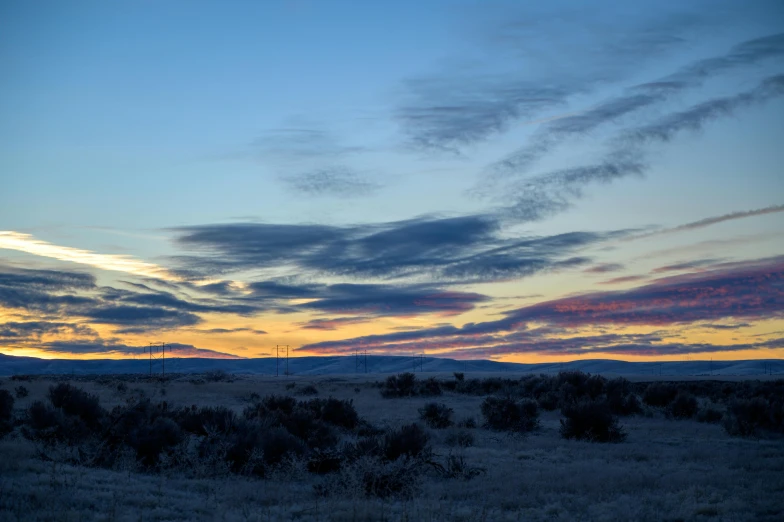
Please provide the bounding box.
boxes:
[275,345,289,377]
[276,345,289,377]
[147,342,166,378]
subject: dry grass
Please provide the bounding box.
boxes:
[1,373,782,521]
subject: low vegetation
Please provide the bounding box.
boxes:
[1,371,782,520]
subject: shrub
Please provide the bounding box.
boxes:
[0,389,14,435]
[297,384,319,396]
[359,458,422,498]
[723,398,771,437]
[696,404,723,424]
[309,397,359,430]
[176,406,237,436]
[481,397,539,433]
[380,373,417,398]
[456,417,477,429]
[667,392,698,419]
[453,372,465,382]
[643,383,677,407]
[418,377,442,397]
[605,378,641,416]
[48,383,104,429]
[383,423,430,461]
[560,400,626,443]
[557,371,604,403]
[418,402,453,429]
[24,400,88,444]
[222,423,305,474]
[537,391,559,411]
[436,454,485,480]
[127,416,184,467]
[14,386,29,399]
[307,449,343,474]
[244,395,297,419]
[444,429,474,448]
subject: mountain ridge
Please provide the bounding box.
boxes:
[1,352,782,376]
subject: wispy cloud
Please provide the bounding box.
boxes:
[0,231,180,281]
[491,33,784,175]
[173,215,617,283]
[397,3,708,153]
[296,317,372,331]
[281,167,381,198]
[488,74,784,220]
[298,256,784,357]
[631,204,784,240]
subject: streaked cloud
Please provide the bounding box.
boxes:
[172,215,618,282]
[281,167,381,198]
[298,256,784,357]
[0,231,180,281]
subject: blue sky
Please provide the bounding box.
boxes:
[1,0,783,361]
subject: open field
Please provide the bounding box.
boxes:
[1,372,783,522]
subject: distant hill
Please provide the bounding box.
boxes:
[0,352,782,377]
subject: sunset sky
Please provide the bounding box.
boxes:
[1,0,783,362]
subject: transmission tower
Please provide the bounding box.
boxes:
[147,342,166,378]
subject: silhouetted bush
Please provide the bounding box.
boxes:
[453,372,465,382]
[667,392,698,419]
[435,454,485,480]
[418,377,442,396]
[456,417,477,429]
[14,386,29,399]
[0,389,14,435]
[537,391,559,411]
[643,383,678,408]
[309,397,359,430]
[127,416,184,467]
[560,400,626,443]
[381,373,417,398]
[697,404,724,424]
[418,402,453,429]
[481,397,539,433]
[48,383,104,429]
[297,384,319,396]
[558,371,605,403]
[24,400,89,444]
[359,458,422,498]
[224,422,305,474]
[176,405,237,436]
[307,449,343,474]
[383,423,430,461]
[605,378,641,416]
[445,429,474,448]
[723,398,775,437]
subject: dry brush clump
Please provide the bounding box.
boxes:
[480,397,540,433]
[0,389,13,436]
[559,399,627,443]
[380,373,442,398]
[723,397,784,437]
[418,402,453,429]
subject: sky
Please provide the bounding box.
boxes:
[1,0,783,362]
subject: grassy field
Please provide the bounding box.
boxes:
[1,372,782,521]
